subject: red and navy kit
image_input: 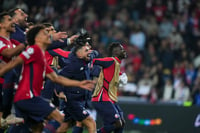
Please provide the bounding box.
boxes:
[45,48,70,66]
[91,57,125,133]
[92,57,121,103]
[0,36,21,63]
[14,45,53,102]
[0,36,21,114]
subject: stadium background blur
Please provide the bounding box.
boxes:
[1,0,200,132]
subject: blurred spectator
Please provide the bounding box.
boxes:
[169,27,183,50]
[120,63,138,96]
[158,39,174,69]
[137,71,153,99]
[152,0,166,23]
[162,79,174,101]
[174,80,190,101]
[2,0,16,10]
[15,0,28,12]
[129,24,146,50]
[192,76,200,106]
[185,62,196,86]
[158,17,173,39]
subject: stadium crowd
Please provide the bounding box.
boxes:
[1,0,200,105]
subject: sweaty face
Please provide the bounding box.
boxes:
[114,45,127,59]
[1,15,16,33]
[78,45,92,61]
[36,29,51,46]
[14,9,28,27]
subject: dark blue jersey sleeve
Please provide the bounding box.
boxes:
[47,39,69,50]
[90,65,101,77]
[93,59,114,68]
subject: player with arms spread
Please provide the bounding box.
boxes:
[0,25,94,133]
[92,42,128,133]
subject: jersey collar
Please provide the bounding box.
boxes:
[114,57,121,64]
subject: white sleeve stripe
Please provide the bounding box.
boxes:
[0,41,6,49]
[22,51,30,59]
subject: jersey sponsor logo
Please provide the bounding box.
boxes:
[114,113,120,118]
[27,47,34,55]
[0,41,6,49]
[83,110,88,115]
[80,67,84,70]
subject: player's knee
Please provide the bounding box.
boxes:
[83,116,96,130]
[56,122,69,133]
[48,109,64,124]
[113,120,123,129]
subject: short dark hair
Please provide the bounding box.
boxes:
[26,25,45,46]
[43,23,53,28]
[0,12,9,23]
[108,42,121,56]
[8,8,20,17]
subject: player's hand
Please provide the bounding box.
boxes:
[69,35,79,44]
[54,90,67,102]
[119,73,128,85]
[52,32,68,42]
[79,80,96,91]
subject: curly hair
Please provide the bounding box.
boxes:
[26,25,45,46]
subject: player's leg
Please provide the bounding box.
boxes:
[56,102,74,133]
[65,100,96,133]
[56,122,71,133]
[81,115,96,133]
[47,109,64,124]
[2,70,15,119]
[92,101,123,133]
[113,104,125,133]
[14,97,59,132]
[72,121,84,133]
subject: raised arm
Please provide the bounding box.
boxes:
[0,56,24,76]
[1,44,25,58]
[93,58,114,68]
[46,71,94,91]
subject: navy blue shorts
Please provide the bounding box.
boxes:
[62,100,89,122]
[14,97,55,126]
[92,101,124,125]
[2,67,20,115]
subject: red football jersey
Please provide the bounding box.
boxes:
[14,45,53,102]
[92,57,121,103]
[0,36,21,63]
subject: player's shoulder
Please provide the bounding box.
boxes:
[25,45,41,55]
[103,57,114,61]
[0,37,9,44]
[10,39,20,45]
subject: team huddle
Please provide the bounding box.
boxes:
[0,8,128,133]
